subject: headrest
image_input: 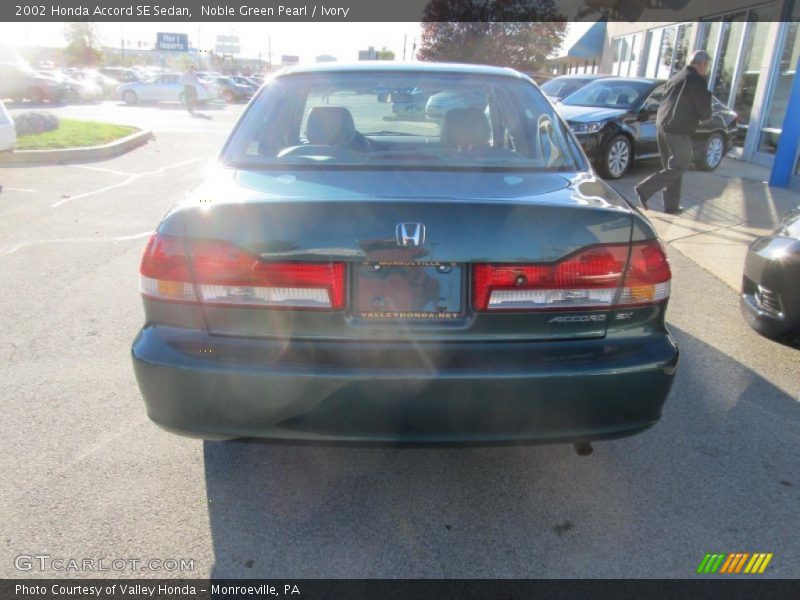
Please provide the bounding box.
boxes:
[306,107,357,146]
[440,107,491,149]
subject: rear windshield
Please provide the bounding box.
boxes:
[561,80,654,109]
[222,72,584,171]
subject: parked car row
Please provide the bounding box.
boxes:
[0,61,266,108]
[0,63,71,104]
[116,72,260,105]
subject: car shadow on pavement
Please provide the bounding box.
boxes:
[202,325,800,578]
[116,102,227,111]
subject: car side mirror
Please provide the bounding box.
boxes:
[637,109,651,123]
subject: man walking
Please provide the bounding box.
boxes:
[636,50,713,214]
[181,64,199,115]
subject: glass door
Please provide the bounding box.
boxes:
[729,15,770,147]
[708,13,747,107]
[697,6,774,152]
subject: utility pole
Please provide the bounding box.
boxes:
[120,23,125,67]
[403,34,407,62]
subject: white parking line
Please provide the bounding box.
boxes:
[3,188,38,193]
[54,157,205,207]
[71,164,134,177]
[1,231,152,255]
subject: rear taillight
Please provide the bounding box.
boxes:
[473,240,670,311]
[617,240,671,307]
[139,234,197,302]
[140,234,346,310]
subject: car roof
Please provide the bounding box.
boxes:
[591,76,665,85]
[276,62,528,80]
[549,74,608,80]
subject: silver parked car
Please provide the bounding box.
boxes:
[117,73,213,105]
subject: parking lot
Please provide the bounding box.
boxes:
[0,100,798,578]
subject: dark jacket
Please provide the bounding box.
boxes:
[656,65,712,136]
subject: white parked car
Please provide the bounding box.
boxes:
[116,73,212,105]
[0,99,16,152]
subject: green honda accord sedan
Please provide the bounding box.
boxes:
[131,63,679,449]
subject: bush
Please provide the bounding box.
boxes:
[13,112,60,136]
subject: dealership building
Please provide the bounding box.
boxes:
[553,0,800,187]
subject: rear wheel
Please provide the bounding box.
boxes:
[696,132,725,171]
[123,90,138,105]
[598,135,632,179]
[27,87,45,104]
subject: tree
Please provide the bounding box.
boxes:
[417,0,567,72]
[377,46,396,61]
[64,23,102,67]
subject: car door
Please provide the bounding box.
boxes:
[165,75,183,101]
[149,75,170,101]
[636,85,663,158]
[136,78,155,101]
[156,75,174,101]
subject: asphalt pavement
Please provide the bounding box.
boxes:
[0,101,798,579]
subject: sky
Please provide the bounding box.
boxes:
[0,21,593,63]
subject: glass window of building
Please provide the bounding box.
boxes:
[759,1,800,154]
[611,33,639,76]
[642,23,693,79]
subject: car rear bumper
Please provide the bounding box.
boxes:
[132,326,679,443]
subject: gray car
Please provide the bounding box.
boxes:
[0,63,69,104]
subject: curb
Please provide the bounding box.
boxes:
[0,129,154,167]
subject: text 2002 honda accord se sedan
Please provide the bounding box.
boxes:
[132,63,679,449]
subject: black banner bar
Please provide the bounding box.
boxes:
[1,579,799,600]
[0,0,788,22]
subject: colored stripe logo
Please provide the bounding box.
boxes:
[697,553,773,574]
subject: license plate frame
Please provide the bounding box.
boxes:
[354,261,465,320]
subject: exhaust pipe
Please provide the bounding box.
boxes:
[573,442,593,456]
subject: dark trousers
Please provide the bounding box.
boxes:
[184,85,197,113]
[637,132,693,212]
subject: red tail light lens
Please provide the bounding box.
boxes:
[139,234,346,310]
[139,234,197,302]
[473,241,670,311]
[617,240,671,307]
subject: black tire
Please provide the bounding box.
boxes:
[695,132,725,171]
[27,87,45,104]
[597,134,632,180]
[123,90,138,105]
